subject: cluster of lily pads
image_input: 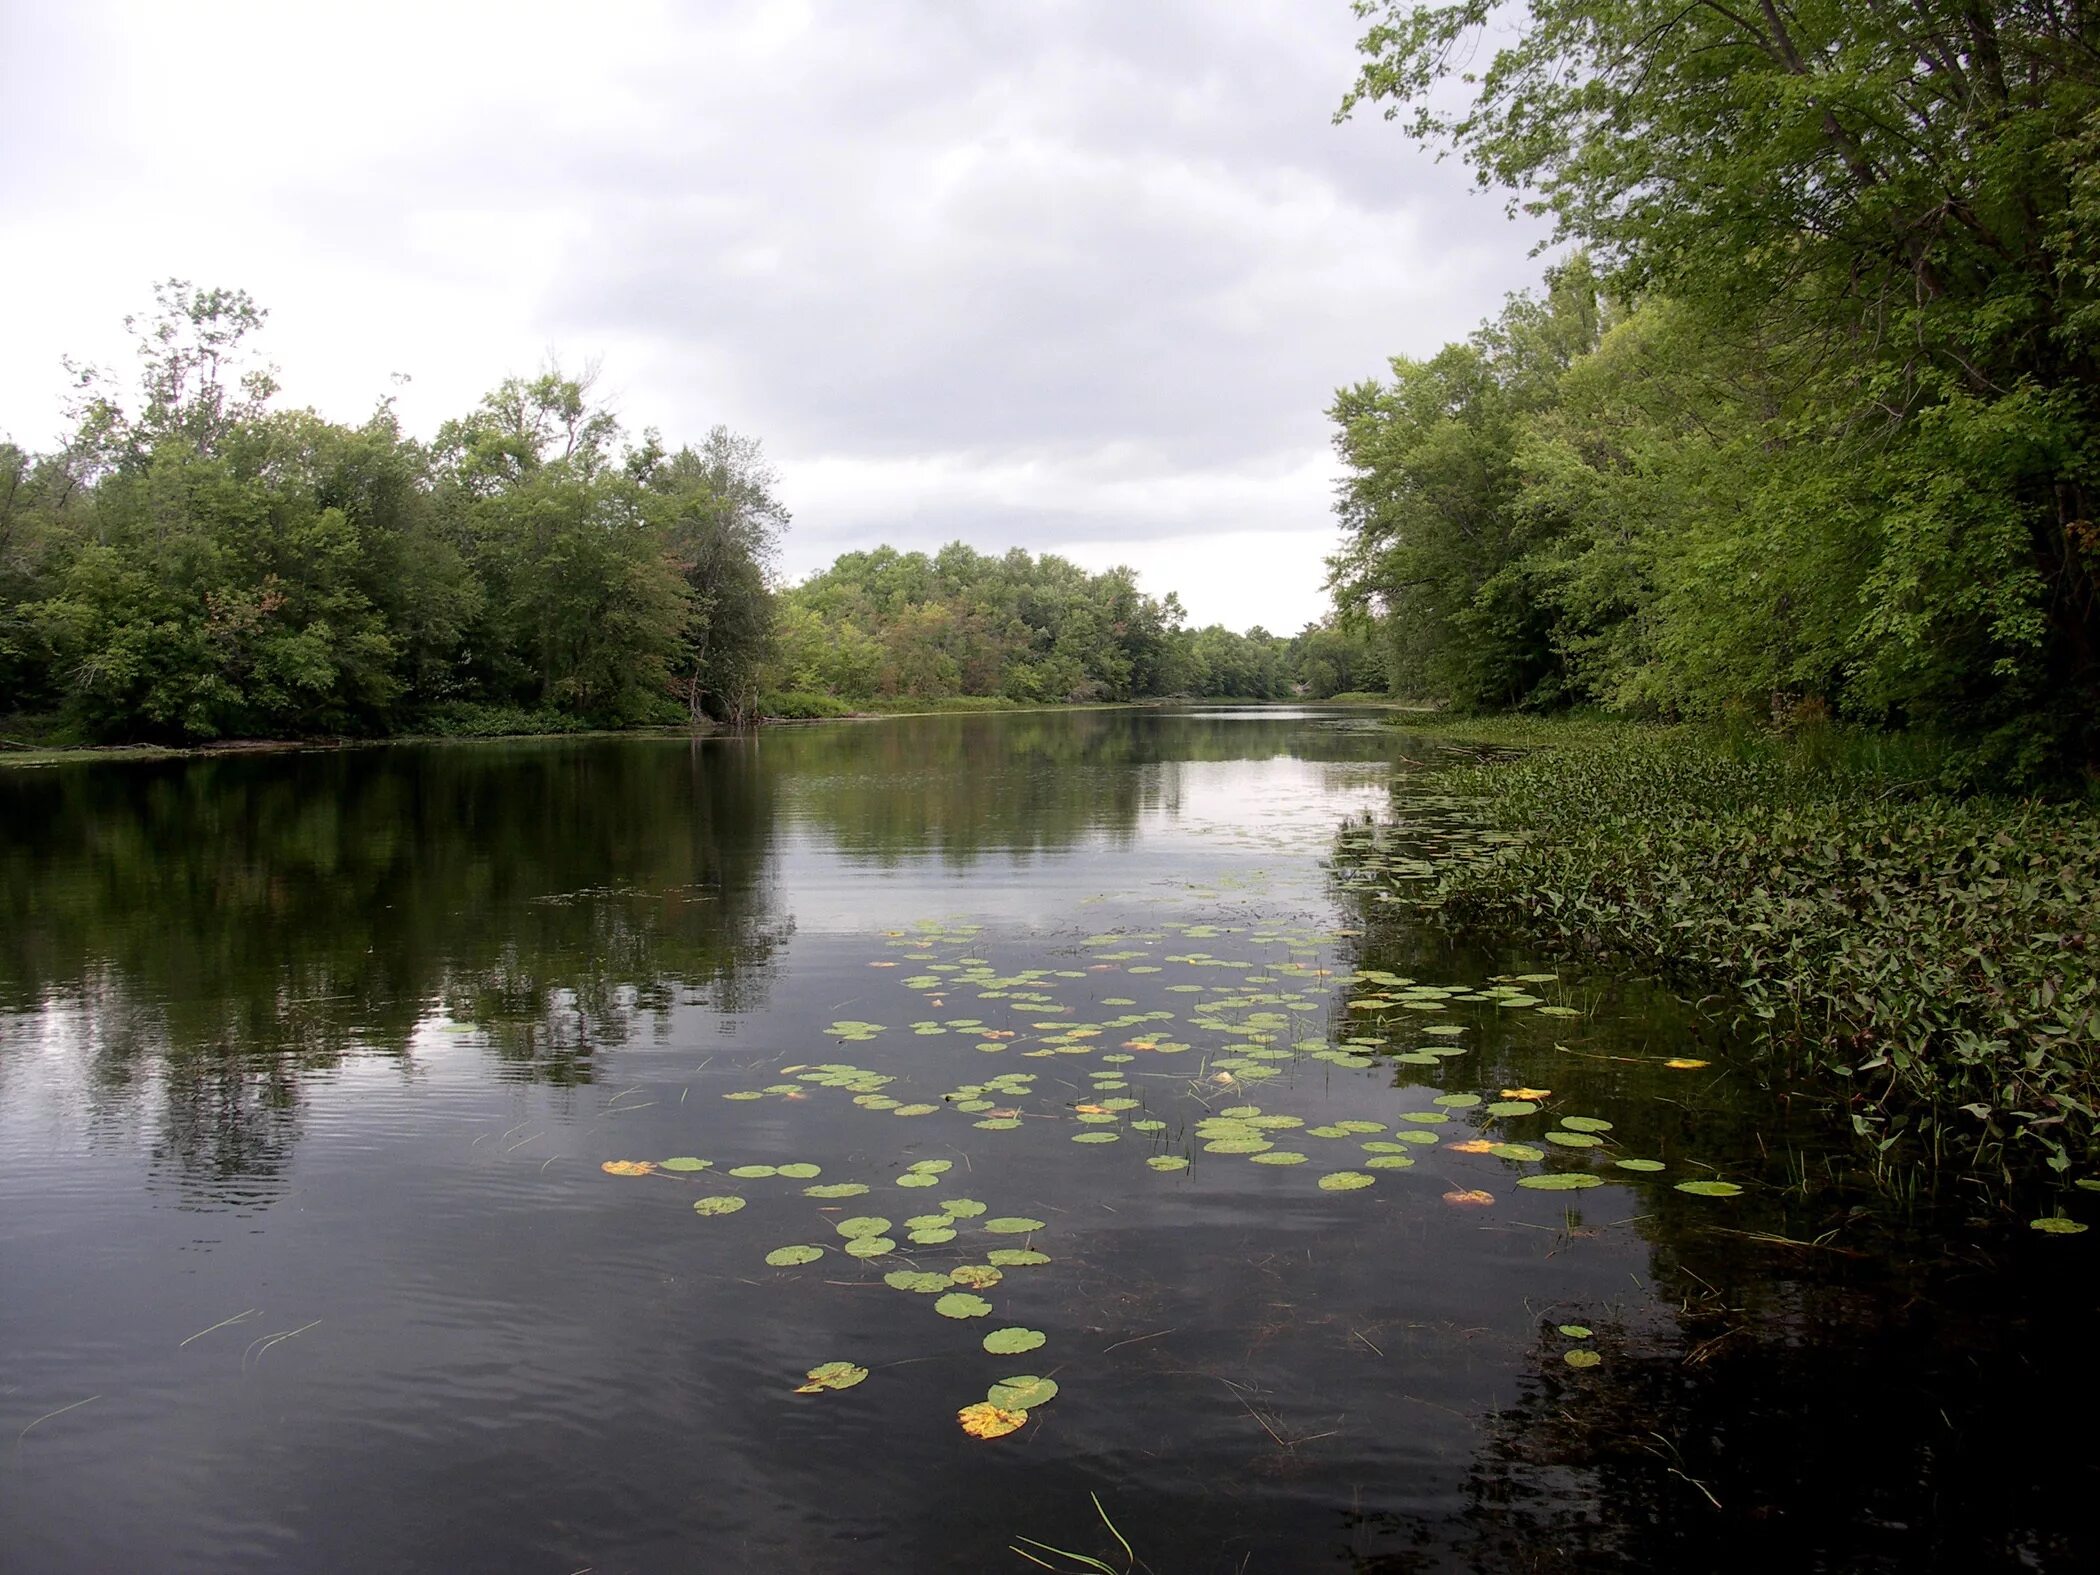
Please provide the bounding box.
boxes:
[597,906,1772,1431]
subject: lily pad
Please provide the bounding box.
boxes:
[1485,1101,1538,1117]
[1563,1349,1602,1370]
[935,1292,994,1319]
[2029,1217,2088,1234]
[986,1249,1050,1267]
[1558,1325,1592,1338]
[691,1195,747,1216]
[1559,1116,1614,1133]
[1488,1143,1546,1162]
[982,1327,1047,1355]
[1072,1132,1119,1144]
[957,1401,1027,1439]
[1613,1158,1666,1173]
[908,1227,957,1245]
[1545,1132,1603,1149]
[1147,1155,1191,1172]
[842,1236,898,1257]
[986,1375,1058,1410]
[1518,1172,1604,1190]
[793,1361,868,1393]
[659,1157,711,1172]
[1318,1171,1375,1191]
[776,1162,822,1179]
[1248,1151,1308,1165]
[942,1199,988,1219]
[983,1217,1046,1235]
[1674,1180,1743,1197]
[764,1244,825,1266]
[884,1270,954,1293]
[728,1164,779,1179]
[836,1216,893,1238]
[1365,1155,1415,1170]
[804,1182,869,1198]
[950,1264,1004,1289]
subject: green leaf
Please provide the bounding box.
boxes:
[1674,1180,1743,1198]
[1563,1349,1602,1370]
[765,1244,824,1267]
[987,1375,1059,1410]
[1613,1158,1666,1172]
[2029,1216,2089,1234]
[982,1327,1047,1355]
[1518,1172,1603,1190]
[935,1291,994,1319]
[804,1182,869,1198]
[659,1157,711,1171]
[983,1217,1046,1235]
[986,1248,1050,1267]
[1147,1155,1191,1172]
[835,1215,893,1238]
[691,1195,746,1216]
[883,1270,955,1293]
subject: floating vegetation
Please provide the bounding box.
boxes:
[2030,1217,2089,1235]
[983,1327,1047,1355]
[984,1217,1046,1235]
[1317,1171,1375,1191]
[691,1196,746,1216]
[1518,1172,1603,1190]
[659,1157,711,1172]
[1443,1189,1494,1206]
[794,1362,869,1394]
[986,1375,1058,1410]
[601,1160,655,1176]
[1563,1349,1602,1370]
[957,1401,1028,1439]
[935,1292,994,1319]
[885,1270,954,1293]
[1675,1180,1744,1198]
[765,1245,825,1266]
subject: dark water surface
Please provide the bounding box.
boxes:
[2,708,2093,1572]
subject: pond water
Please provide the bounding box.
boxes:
[2,707,2093,1572]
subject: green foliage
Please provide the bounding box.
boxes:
[3,284,783,742]
[1419,728,2100,1185]
[765,543,1297,705]
[1335,3,2100,777]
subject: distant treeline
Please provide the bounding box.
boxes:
[0,285,1389,747]
[1333,2,2100,784]
[764,544,1386,709]
[0,284,785,742]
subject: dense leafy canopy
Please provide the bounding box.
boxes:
[1,284,787,742]
[1336,1,2100,778]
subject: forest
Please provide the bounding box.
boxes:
[0,285,1383,746]
[1332,0,2100,786]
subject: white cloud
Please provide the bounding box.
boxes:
[0,0,1549,629]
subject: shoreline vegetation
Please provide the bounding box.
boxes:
[1370,714,2098,1209]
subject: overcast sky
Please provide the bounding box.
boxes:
[0,0,1548,632]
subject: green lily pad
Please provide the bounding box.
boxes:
[1614,1158,1666,1173]
[1072,1131,1119,1144]
[1248,1151,1307,1165]
[986,1248,1050,1267]
[728,1164,778,1179]
[1147,1155,1190,1172]
[987,1375,1058,1410]
[950,1264,1003,1289]
[794,1361,868,1393]
[982,1327,1047,1355]
[895,1174,940,1188]
[1485,1101,1538,1117]
[691,1196,746,1216]
[2030,1217,2088,1234]
[942,1198,987,1218]
[659,1157,712,1171]
[908,1227,957,1245]
[775,1162,822,1179]
[1545,1131,1603,1148]
[983,1217,1046,1235]
[892,1104,939,1117]
[907,1160,954,1175]
[1563,1349,1602,1370]
[974,1117,1023,1131]
[722,1090,765,1102]
[1674,1180,1743,1197]
[842,1236,897,1257]
[1518,1172,1604,1190]
[1318,1171,1375,1191]
[883,1270,954,1293]
[765,1244,825,1267]
[1489,1143,1546,1162]
[836,1216,893,1238]
[804,1182,869,1198]
[1433,1094,1482,1109]
[1558,1325,1592,1338]
[1365,1155,1415,1169]
[1559,1116,1614,1133]
[935,1292,994,1319]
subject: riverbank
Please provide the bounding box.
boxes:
[0,695,1417,769]
[1373,716,2100,1209]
